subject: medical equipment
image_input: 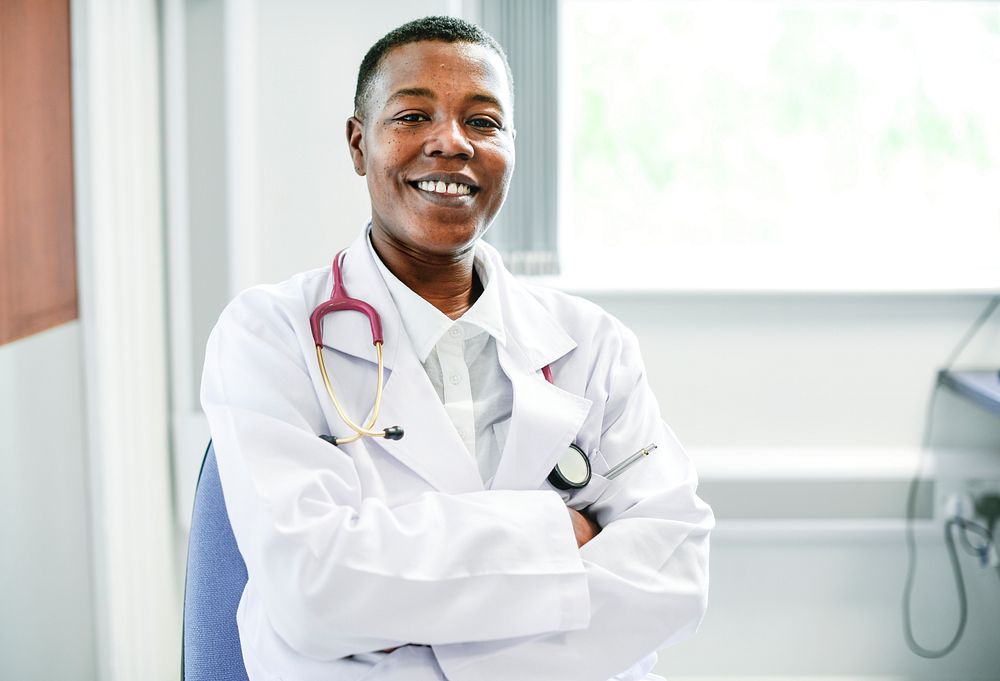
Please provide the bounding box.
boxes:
[904,295,1000,659]
[548,443,658,490]
[311,249,404,446]
[548,445,592,490]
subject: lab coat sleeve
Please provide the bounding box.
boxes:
[201,289,590,661]
[433,323,714,681]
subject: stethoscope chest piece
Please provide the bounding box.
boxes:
[547,444,591,490]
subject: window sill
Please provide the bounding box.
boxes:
[520,273,1000,297]
[691,446,1000,482]
[521,247,1000,295]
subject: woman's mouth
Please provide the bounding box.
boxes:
[411,179,477,197]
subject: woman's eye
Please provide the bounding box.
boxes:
[468,118,501,130]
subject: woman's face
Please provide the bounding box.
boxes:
[347,40,515,260]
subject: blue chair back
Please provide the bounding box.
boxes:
[183,442,250,681]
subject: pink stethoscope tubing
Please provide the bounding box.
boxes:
[310,249,401,446]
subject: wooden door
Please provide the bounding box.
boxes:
[0,0,77,345]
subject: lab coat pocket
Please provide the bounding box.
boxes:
[564,449,612,510]
[565,471,611,510]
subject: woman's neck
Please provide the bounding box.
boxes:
[370,229,483,320]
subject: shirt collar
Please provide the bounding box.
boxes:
[367,229,506,362]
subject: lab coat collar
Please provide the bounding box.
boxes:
[476,240,578,372]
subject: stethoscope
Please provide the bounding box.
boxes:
[310,249,403,447]
[309,249,654,487]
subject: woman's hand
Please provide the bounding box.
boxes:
[567,507,601,547]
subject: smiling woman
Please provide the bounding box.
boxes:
[198,14,712,681]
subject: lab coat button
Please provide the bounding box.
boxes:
[449,326,463,338]
[449,373,462,385]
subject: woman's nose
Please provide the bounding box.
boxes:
[424,119,474,159]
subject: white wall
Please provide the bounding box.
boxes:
[0,323,97,680]
[665,531,1000,680]
[592,293,1000,679]
[171,1,1000,678]
[603,293,1000,450]
[252,0,457,284]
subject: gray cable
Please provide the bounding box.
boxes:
[902,296,1000,658]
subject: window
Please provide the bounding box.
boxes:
[558,0,1000,290]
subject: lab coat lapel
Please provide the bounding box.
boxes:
[487,255,592,491]
[371,343,485,494]
[321,230,483,494]
[491,343,591,490]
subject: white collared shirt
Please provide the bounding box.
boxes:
[368,233,512,484]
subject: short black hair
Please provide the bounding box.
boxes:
[354,15,513,118]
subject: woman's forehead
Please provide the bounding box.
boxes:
[371,41,513,111]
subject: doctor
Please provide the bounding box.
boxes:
[202,15,713,681]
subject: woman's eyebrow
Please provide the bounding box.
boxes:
[468,93,504,109]
[386,87,436,105]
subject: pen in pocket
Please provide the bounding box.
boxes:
[604,443,658,480]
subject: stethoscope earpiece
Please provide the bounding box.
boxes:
[383,426,404,440]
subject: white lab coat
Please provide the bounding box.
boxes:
[201,229,714,681]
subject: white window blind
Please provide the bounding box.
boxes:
[480,0,562,275]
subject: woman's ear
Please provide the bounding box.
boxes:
[346,116,366,176]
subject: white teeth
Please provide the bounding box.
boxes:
[416,180,474,196]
